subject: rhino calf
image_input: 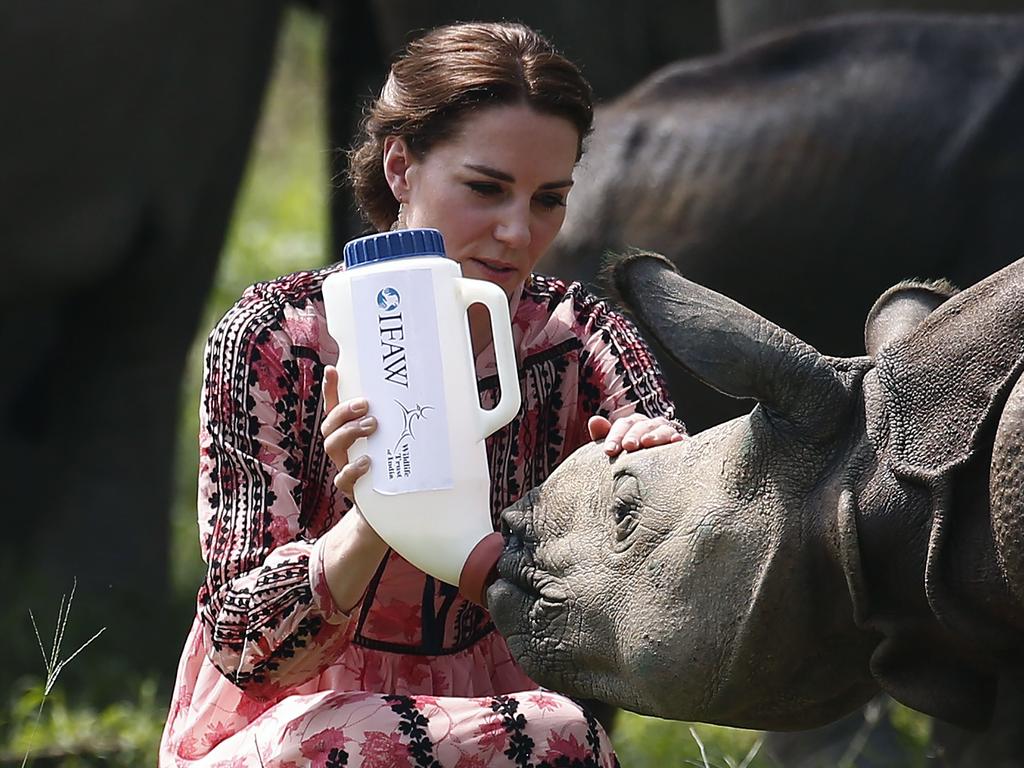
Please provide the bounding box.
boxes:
[489,253,1024,731]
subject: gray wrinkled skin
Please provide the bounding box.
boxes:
[492,428,878,731]
[489,253,1024,731]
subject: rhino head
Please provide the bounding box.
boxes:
[488,253,1024,731]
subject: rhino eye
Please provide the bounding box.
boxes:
[612,473,641,544]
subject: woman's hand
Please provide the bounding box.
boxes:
[318,365,389,614]
[321,365,377,499]
[587,413,685,457]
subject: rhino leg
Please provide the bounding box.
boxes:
[991,371,1024,605]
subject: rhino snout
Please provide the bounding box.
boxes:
[499,486,540,541]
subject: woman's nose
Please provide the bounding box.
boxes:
[493,203,531,249]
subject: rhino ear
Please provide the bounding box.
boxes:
[864,279,959,357]
[613,251,848,433]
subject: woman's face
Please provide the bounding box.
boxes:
[384,103,581,299]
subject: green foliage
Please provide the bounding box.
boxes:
[888,701,933,765]
[614,714,772,767]
[0,679,165,767]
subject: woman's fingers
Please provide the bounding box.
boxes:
[603,414,645,453]
[623,417,683,450]
[638,423,685,447]
[587,415,612,443]
[321,397,370,439]
[323,414,377,463]
[600,415,684,455]
[321,364,368,437]
[621,417,654,450]
[323,365,340,413]
[319,364,376,473]
[334,455,371,498]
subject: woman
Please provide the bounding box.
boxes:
[161,21,683,767]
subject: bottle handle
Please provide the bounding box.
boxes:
[455,278,522,440]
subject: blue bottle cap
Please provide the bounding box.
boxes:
[343,228,447,269]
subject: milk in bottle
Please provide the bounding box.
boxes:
[321,228,520,605]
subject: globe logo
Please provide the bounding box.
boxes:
[377,287,401,312]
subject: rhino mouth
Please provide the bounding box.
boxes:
[491,492,570,633]
[492,539,575,674]
[495,524,545,605]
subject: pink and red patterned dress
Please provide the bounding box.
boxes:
[160,267,679,767]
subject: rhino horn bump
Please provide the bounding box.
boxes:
[612,250,848,433]
[992,371,1024,606]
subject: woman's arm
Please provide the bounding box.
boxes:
[196,297,361,697]
[575,297,686,452]
[317,365,390,614]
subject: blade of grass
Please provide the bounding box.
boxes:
[690,727,711,768]
[48,591,68,677]
[20,579,106,768]
[28,611,52,678]
[737,735,763,768]
[46,627,107,696]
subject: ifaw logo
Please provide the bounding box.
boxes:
[376,286,401,312]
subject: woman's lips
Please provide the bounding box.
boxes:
[469,258,517,277]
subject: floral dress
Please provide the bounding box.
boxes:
[160,266,679,767]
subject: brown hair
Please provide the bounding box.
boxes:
[348,21,594,232]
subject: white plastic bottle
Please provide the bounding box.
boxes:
[321,228,520,605]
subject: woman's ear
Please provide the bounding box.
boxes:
[383,136,414,203]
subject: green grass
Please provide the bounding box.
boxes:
[1,8,934,765]
[1,682,165,768]
[614,718,770,767]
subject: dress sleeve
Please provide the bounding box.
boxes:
[577,298,685,430]
[195,296,350,697]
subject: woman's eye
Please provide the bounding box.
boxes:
[534,193,567,211]
[467,181,502,197]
